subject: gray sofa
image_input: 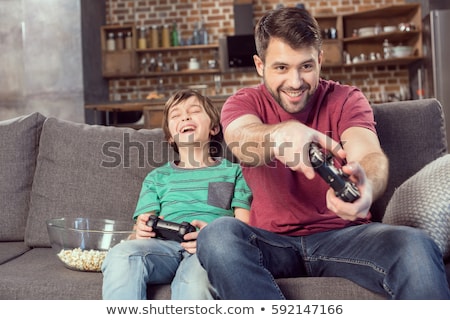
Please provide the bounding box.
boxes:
[0,98,448,300]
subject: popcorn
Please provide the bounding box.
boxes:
[57,248,108,272]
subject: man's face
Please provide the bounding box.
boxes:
[253,37,323,114]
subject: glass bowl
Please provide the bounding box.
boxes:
[46,217,135,272]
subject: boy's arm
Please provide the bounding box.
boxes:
[234,207,250,224]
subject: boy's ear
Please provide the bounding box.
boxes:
[210,125,220,136]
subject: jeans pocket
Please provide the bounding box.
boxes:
[207,182,234,210]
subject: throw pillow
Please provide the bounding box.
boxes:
[0,112,46,241]
[25,117,175,247]
[382,154,450,259]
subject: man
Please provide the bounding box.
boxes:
[196,7,450,299]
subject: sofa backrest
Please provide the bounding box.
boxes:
[370,98,448,222]
[25,117,176,247]
[0,112,46,241]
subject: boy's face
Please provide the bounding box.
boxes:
[167,96,218,148]
[253,37,323,114]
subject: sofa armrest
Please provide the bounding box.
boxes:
[370,98,448,222]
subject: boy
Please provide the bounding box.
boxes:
[102,89,252,299]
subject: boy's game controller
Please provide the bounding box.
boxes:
[146,215,196,242]
[309,142,360,203]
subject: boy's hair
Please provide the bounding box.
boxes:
[254,7,322,62]
[162,89,224,155]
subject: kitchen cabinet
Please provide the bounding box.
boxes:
[101,24,137,77]
[340,4,422,67]
[100,4,422,78]
[135,44,220,77]
[316,4,422,68]
[100,23,219,79]
[315,15,343,66]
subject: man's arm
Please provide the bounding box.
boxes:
[326,126,388,221]
[341,127,388,202]
[224,114,345,179]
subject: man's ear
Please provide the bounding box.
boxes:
[253,54,264,77]
[318,50,323,67]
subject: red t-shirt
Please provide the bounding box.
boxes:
[221,80,376,236]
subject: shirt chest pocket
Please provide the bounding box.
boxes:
[207,182,234,210]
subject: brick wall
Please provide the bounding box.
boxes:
[105,0,410,103]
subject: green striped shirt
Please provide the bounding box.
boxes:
[133,158,252,224]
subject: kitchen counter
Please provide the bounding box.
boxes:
[85,95,230,128]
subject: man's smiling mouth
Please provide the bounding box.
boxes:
[284,90,304,98]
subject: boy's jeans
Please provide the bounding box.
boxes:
[102,238,214,300]
[197,217,450,299]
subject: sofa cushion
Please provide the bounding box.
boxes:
[370,98,448,222]
[25,117,175,247]
[0,112,46,241]
[0,242,31,265]
[383,154,450,259]
[0,248,103,299]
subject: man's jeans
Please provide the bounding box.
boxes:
[197,217,450,299]
[102,238,213,299]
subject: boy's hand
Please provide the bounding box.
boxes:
[180,220,207,254]
[135,213,157,239]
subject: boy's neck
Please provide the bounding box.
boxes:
[176,145,216,168]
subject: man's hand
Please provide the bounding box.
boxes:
[272,121,346,179]
[325,162,373,221]
[180,220,208,254]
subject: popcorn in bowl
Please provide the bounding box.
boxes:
[46,217,135,272]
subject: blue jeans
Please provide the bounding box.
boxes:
[101,238,215,299]
[197,217,450,299]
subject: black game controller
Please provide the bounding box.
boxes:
[309,142,360,203]
[146,215,196,242]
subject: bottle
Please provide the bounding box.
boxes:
[106,32,115,51]
[382,39,393,59]
[125,31,133,50]
[151,25,159,48]
[138,26,147,49]
[156,53,164,72]
[115,32,124,50]
[192,22,200,45]
[199,18,208,45]
[162,24,170,48]
[171,22,179,47]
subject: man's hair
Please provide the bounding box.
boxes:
[254,7,323,62]
[162,89,223,155]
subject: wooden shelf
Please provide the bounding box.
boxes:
[100,4,422,79]
[323,57,423,69]
[103,68,221,79]
[136,44,219,53]
[343,30,421,43]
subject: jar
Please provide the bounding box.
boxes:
[125,31,133,50]
[188,57,200,70]
[162,24,170,48]
[151,25,159,48]
[115,32,124,50]
[106,32,115,51]
[138,27,147,49]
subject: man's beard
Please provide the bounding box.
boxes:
[266,82,312,114]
